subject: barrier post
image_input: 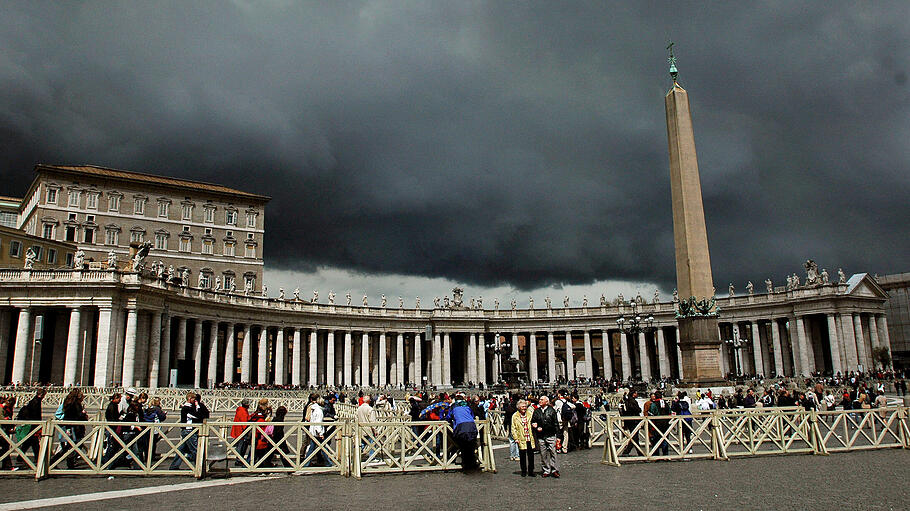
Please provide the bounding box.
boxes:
[351,421,362,479]
[809,409,828,456]
[711,410,728,460]
[601,414,620,467]
[34,419,53,480]
[484,419,497,473]
[899,407,910,449]
[197,422,209,479]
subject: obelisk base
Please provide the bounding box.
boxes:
[677,316,724,384]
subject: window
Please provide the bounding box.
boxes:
[182,225,190,232]
[225,210,237,226]
[42,224,55,239]
[202,239,214,255]
[154,232,168,250]
[68,190,80,207]
[204,206,215,223]
[223,241,235,257]
[46,188,57,204]
[83,229,95,244]
[179,238,191,252]
[29,245,42,261]
[245,245,256,258]
[182,204,193,220]
[86,215,95,223]
[247,233,254,240]
[0,211,17,228]
[199,272,211,289]
[9,240,22,257]
[108,195,120,212]
[134,198,146,215]
[85,193,98,210]
[65,252,74,268]
[226,230,233,238]
[65,226,77,242]
[130,230,145,243]
[246,212,257,228]
[47,249,57,265]
[68,213,77,221]
[105,229,119,246]
[204,228,212,235]
[223,274,235,290]
[157,201,169,218]
[244,275,256,291]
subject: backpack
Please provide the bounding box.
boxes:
[561,402,576,425]
[54,403,65,420]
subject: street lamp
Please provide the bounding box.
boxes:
[725,330,747,378]
[615,300,655,335]
[485,333,511,383]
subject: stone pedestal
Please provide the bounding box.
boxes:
[678,316,723,383]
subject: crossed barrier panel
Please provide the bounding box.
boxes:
[602,406,910,466]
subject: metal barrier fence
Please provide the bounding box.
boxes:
[0,417,495,480]
[602,407,910,466]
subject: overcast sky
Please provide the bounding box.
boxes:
[1,2,908,305]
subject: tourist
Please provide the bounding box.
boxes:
[231,399,252,465]
[272,406,292,467]
[15,388,45,466]
[510,399,535,477]
[144,397,167,461]
[0,396,14,470]
[620,390,642,456]
[648,391,671,456]
[54,389,87,469]
[304,398,330,467]
[531,395,559,478]
[248,398,273,466]
[170,392,210,470]
[445,392,479,472]
[503,394,518,461]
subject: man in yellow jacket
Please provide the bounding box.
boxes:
[511,399,536,477]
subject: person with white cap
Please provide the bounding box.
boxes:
[119,387,138,419]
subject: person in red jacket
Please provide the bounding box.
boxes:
[231,399,251,466]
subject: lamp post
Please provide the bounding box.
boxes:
[485,333,511,383]
[724,330,747,378]
[615,300,655,381]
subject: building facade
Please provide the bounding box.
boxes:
[17,164,270,292]
[0,268,891,388]
[878,272,910,369]
[0,225,77,270]
[0,196,19,228]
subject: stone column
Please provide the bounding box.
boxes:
[223,324,236,384]
[838,314,857,371]
[468,333,478,383]
[878,315,892,368]
[413,333,422,385]
[601,331,613,380]
[869,315,881,366]
[378,332,387,386]
[175,316,187,364]
[121,308,139,387]
[396,333,404,385]
[274,328,285,385]
[770,320,784,376]
[547,331,556,383]
[192,319,203,387]
[0,310,9,385]
[511,332,519,358]
[751,322,764,376]
[528,333,538,382]
[657,328,670,378]
[638,332,650,381]
[620,332,631,381]
[159,315,171,387]
[257,327,268,385]
[433,333,442,385]
[794,316,809,376]
[388,335,397,385]
[63,307,82,386]
[442,332,451,386]
[292,328,302,386]
[565,331,575,380]
[11,307,32,384]
[309,330,319,385]
[343,331,352,386]
[326,331,336,386]
[240,327,253,382]
[853,314,869,370]
[92,307,113,387]
[206,321,219,388]
[361,332,370,385]
[476,333,485,384]
[147,312,162,388]
[826,314,843,374]
[583,331,593,379]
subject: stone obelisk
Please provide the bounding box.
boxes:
[665,46,722,382]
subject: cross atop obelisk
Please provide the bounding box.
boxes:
[664,44,722,382]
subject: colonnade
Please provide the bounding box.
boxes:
[0,296,894,387]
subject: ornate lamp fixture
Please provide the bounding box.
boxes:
[616,300,655,335]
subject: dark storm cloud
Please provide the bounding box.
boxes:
[1,1,908,290]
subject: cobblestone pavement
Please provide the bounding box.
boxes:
[0,447,907,510]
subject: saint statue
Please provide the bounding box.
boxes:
[529,297,534,309]
[415,296,420,309]
[765,278,773,293]
[821,268,829,284]
[107,250,117,269]
[477,296,482,309]
[652,290,660,304]
[74,249,85,269]
[563,296,569,308]
[398,296,403,308]
[434,297,440,308]
[328,291,335,304]
[23,248,36,269]
[583,296,588,307]
[294,287,300,300]
[262,285,268,297]
[838,268,846,284]
[600,294,606,306]
[728,283,735,297]
[493,299,499,310]
[511,298,517,310]
[346,292,352,306]
[362,295,369,306]
[672,289,679,302]
[279,288,285,300]
[746,281,754,295]
[545,296,551,309]
[313,290,319,303]
[381,294,387,308]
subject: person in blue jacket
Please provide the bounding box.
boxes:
[445,392,479,472]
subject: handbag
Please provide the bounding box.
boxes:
[263,425,275,436]
[14,424,32,442]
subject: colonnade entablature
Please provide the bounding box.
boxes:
[0,269,891,388]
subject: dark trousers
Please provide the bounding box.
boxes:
[518,447,534,475]
[453,422,478,470]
